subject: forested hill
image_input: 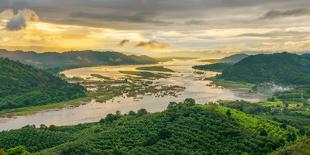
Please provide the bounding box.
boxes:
[0,58,86,110]
[220,52,310,85]
[0,99,300,155]
[0,50,158,72]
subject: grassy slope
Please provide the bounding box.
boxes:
[271,139,310,155]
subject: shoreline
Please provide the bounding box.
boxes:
[0,97,91,118]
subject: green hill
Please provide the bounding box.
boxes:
[0,50,158,72]
[220,52,310,85]
[0,99,300,155]
[0,58,86,110]
[193,63,233,72]
[271,139,310,155]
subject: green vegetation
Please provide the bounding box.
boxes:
[0,99,301,155]
[119,71,171,79]
[0,50,158,72]
[271,139,310,155]
[0,58,86,111]
[136,66,174,72]
[90,74,111,80]
[220,100,310,135]
[83,76,185,103]
[208,77,255,89]
[220,53,310,85]
[195,53,310,102]
[193,63,233,72]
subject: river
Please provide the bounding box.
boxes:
[0,59,262,131]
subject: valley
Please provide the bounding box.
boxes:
[0,59,262,131]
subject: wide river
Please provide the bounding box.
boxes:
[0,59,262,131]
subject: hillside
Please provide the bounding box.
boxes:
[200,53,249,64]
[271,139,310,155]
[221,53,249,63]
[220,53,310,85]
[0,58,86,110]
[0,99,300,155]
[193,63,233,72]
[0,50,158,72]
[221,100,310,155]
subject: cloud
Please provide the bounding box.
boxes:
[118,39,130,47]
[238,31,309,38]
[260,8,310,20]
[136,41,170,51]
[70,11,173,25]
[184,19,208,25]
[2,9,39,31]
[6,15,26,31]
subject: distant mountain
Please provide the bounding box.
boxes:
[199,53,249,64]
[220,52,310,85]
[0,50,158,72]
[0,58,86,110]
[220,53,249,63]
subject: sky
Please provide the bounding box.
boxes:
[0,0,309,57]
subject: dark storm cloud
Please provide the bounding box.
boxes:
[3,9,39,31]
[70,11,173,25]
[0,0,309,29]
[260,8,310,20]
[6,15,26,31]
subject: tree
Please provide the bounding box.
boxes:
[137,109,148,116]
[159,128,172,139]
[128,111,136,116]
[226,109,232,118]
[260,129,268,136]
[7,146,30,155]
[184,98,195,106]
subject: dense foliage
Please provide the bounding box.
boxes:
[0,50,158,72]
[221,100,310,135]
[271,139,310,155]
[136,66,174,72]
[0,99,301,155]
[193,63,233,72]
[0,58,86,110]
[220,53,310,85]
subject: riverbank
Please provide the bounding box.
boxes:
[0,97,91,117]
[208,77,255,89]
